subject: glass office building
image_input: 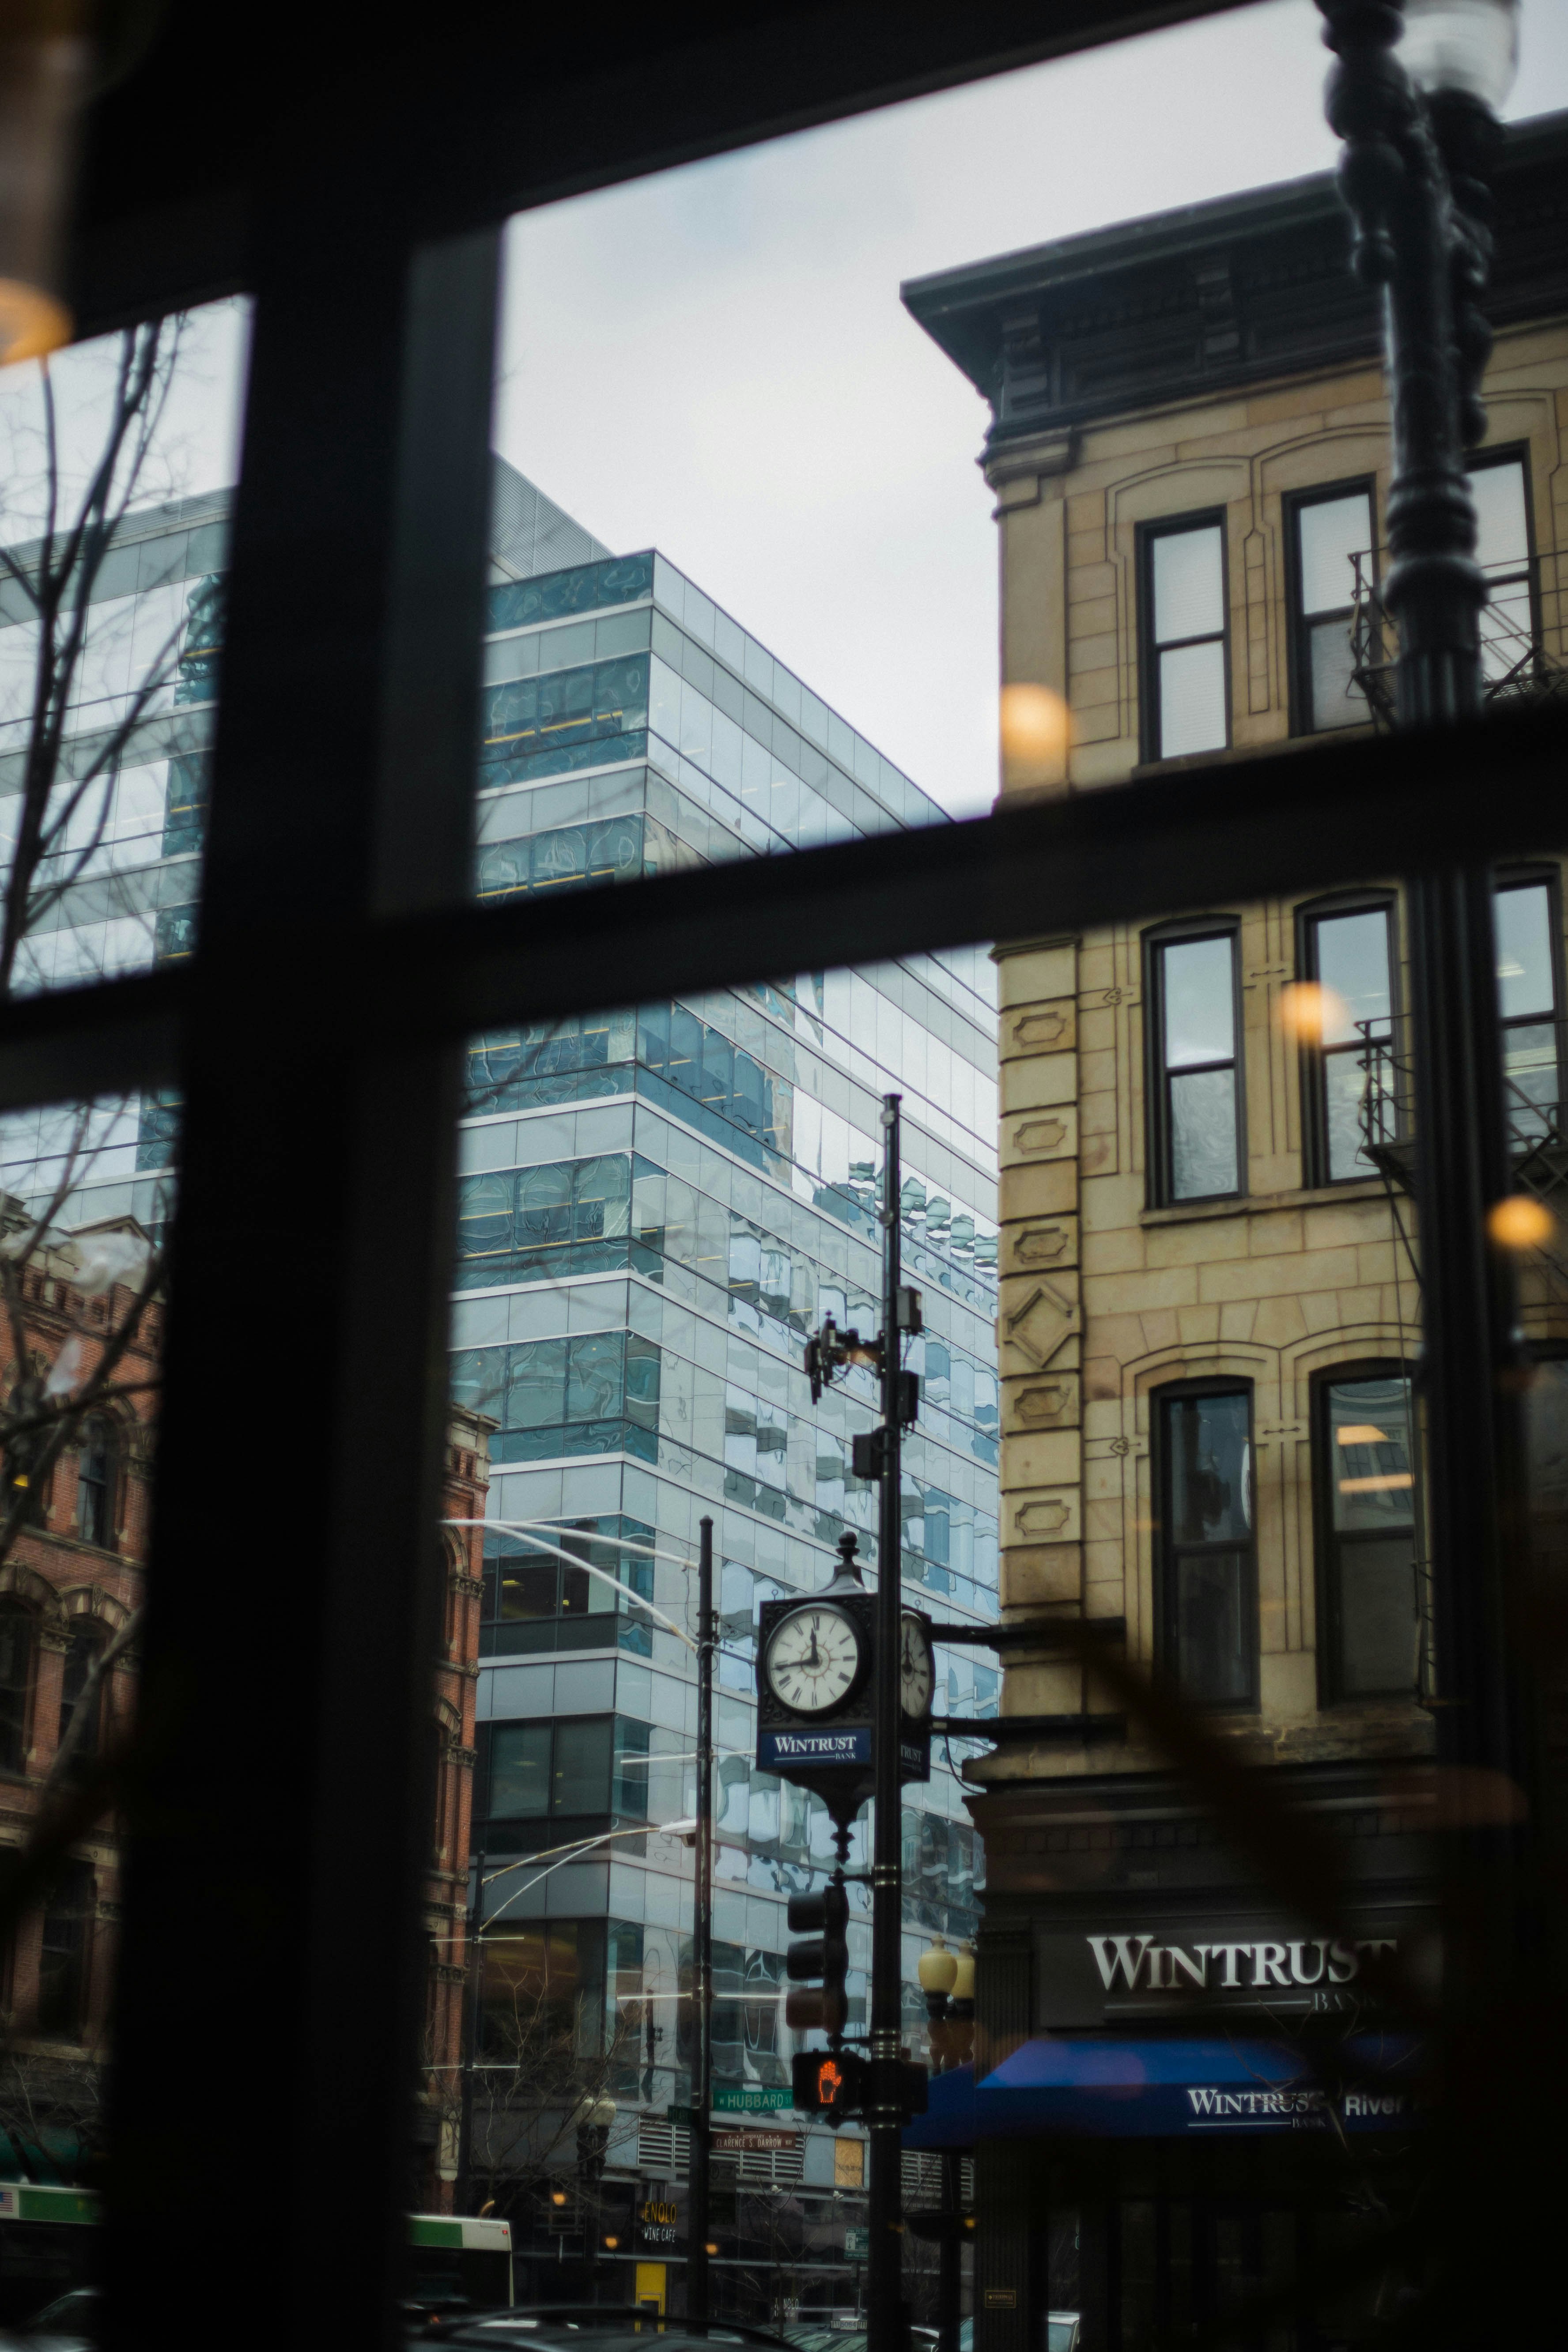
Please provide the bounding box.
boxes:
[0,459,1000,2300]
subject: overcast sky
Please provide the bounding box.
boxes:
[495,0,1568,818]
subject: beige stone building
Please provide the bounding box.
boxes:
[902,108,1568,2346]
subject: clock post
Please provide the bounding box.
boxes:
[868,1093,907,2352]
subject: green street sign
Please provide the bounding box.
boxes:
[844,2228,870,2258]
[714,2084,793,2113]
[666,2105,701,2127]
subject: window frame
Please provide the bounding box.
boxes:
[1312,1358,1421,1705]
[1138,509,1233,765]
[1468,442,1539,684]
[1285,476,1379,738]
[1295,888,1401,1189]
[1492,861,1564,1140]
[0,1599,34,1777]
[75,1417,116,1551]
[1152,1376,1259,1713]
[1143,915,1247,1209]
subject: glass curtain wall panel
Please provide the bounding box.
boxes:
[0,302,250,999]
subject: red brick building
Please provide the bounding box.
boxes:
[0,1204,491,2197]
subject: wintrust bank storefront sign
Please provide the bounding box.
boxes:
[1037,1917,1434,2027]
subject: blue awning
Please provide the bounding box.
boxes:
[904,2035,1421,2146]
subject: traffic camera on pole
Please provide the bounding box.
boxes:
[785,1879,850,2038]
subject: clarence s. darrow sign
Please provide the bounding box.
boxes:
[1036,1916,1437,2026]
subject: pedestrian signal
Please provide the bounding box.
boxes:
[792,2047,868,2118]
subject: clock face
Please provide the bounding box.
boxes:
[900,1612,934,1722]
[765,1603,863,1716]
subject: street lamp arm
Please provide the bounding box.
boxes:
[442,1517,697,1651]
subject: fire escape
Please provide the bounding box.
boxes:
[1349,543,1568,722]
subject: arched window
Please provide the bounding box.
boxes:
[0,1601,34,1773]
[76,1420,113,1550]
[58,1624,107,1769]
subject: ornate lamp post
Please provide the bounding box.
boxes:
[1316,0,1532,1932]
[917,1939,975,2352]
[575,2093,618,2303]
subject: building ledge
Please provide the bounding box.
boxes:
[1140,1179,1388,1227]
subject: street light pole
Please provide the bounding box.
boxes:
[868,1094,907,2352]
[1318,0,1530,1857]
[689,1514,715,2326]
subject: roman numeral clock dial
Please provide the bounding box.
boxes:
[764,1603,864,1715]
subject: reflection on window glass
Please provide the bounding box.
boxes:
[1294,487,1373,734]
[1161,1388,1254,1708]
[1307,903,1395,1182]
[1324,1374,1418,1698]
[1155,932,1239,1201]
[1495,878,1559,1138]
[1147,522,1227,760]
[1469,457,1533,688]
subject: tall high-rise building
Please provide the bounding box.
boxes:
[0,458,1001,2317]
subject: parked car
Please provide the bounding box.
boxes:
[0,2285,99,2350]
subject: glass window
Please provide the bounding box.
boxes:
[1302,902,1395,1183]
[76,1418,113,1549]
[1322,1373,1419,1699]
[490,1723,551,1819]
[1495,877,1559,1138]
[1159,1388,1255,1708]
[0,1600,32,1773]
[552,1716,613,1816]
[37,1861,93,2037]
[1151,930,1241,1202]
[1145,520,1228,760]
[1469,455,1533,688]
[58,1624,106,1765]
[1292,486,1374,734]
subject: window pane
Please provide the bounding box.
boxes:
[491,1723,552,1816]
[1297,492,1372,617]
[1152,526,1224,643]
[1503,1021,1558,1130]
[1496,882,1554,1021]
[1469,457,1529,573]
[1169,1068,1238,1199]
[1307,616,1368,731]
[495,1556,559,1621]
[1324,1047,1376,1181]
[553,1715,613,1815]
[1157,640,1227,757]
[1161,935,1235,1066]
[1329,1376,1414,1533]
[1315,908,1392,1041]
[1337,1535,1419,1696]
[1175,1551,1251,1705]
[1480,583,1535,684]
[1169,1392,1251,1543]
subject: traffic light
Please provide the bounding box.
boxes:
[792,2046,868,2119]
[785,1880,850,2037]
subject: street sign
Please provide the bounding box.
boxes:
[666,2104,701,2127]
[844,2228,870,2258]
[712,2125,797,2154]
[713,2084,793,2112]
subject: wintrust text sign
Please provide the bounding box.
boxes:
[1036,1917,1433,2026]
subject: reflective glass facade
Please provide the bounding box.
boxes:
[463,477,1000,2133]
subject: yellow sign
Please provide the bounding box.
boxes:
[635,2263,667,2317]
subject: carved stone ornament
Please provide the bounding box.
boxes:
[1002,1278,1081,1371]
[1010,1001,1075,1055]
[1012,1111,1074,1159]
[1014,1223,1070,1266]
[1013,1492,1079,1541]
[1016,1381,1073,1427]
